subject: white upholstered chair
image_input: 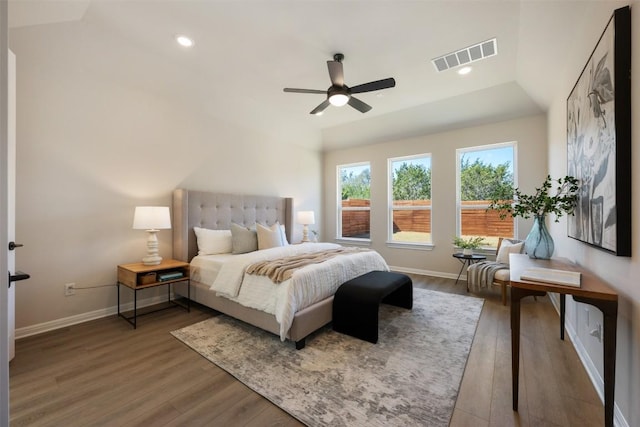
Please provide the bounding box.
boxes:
[492,237,525,305]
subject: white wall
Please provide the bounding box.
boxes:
[323,114,547,276]
[546,3,639,426]
[9,23,322,330]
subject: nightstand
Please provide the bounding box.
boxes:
[117,259,190,328]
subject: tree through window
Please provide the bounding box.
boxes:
[389,154,432,244]
[456,143,516,248]
[338,163,371,240]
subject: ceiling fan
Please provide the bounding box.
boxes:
[283,53,396,115]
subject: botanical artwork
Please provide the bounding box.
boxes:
[567,7,631,256]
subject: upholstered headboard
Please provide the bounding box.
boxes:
[172,189,293,262]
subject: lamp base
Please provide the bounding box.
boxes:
[142,229,162,266]
[302,224,310,243]
[142,255,162,266]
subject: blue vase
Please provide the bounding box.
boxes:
[525,215,554,259]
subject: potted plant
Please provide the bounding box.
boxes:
[453,236,486,256]
[488,175,579,259]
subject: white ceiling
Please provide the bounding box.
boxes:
[8,0,627,150]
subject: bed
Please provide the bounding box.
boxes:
[171,189,389,349]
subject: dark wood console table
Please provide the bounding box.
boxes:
[509,254,618,427]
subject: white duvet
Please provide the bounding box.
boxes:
[198,243,389,340]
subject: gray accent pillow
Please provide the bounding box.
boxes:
[231,223,258,254]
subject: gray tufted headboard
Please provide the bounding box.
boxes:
[172,189,293,262]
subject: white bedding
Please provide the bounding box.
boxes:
[190,253,236,285]
[191,243,389,340]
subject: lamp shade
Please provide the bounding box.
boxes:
[297,211,315,225]
[132,206,171,230]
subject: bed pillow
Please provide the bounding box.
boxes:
[496,239,525,265]
[257,222,285,250]
[279,223,289,246]
[230,223,258,254]
[193,227,233,255]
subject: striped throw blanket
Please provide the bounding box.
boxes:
[246,247,367,283]
[467,261,509,291]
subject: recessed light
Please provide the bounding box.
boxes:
[175,35,194,47]
[458,66,472,75]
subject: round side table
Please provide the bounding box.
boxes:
[452,253,487,287]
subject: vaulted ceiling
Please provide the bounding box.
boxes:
[8,0,626,150]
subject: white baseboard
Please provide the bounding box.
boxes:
[388,265,459,281]
[15,294,172,339]
[548,295,628,427]
[15,268,457,339]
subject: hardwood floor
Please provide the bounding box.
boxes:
[9,275,604,426]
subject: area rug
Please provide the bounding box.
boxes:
[171,288,484,426]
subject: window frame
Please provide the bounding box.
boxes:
[337,162,371,243]
[455,141,518,251]
[387,153,433,250]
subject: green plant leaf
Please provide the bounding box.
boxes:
[487,175,579,222]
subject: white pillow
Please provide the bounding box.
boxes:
[193,227,232,255]
[496,240,524,265]
[256,222,284,250]
[279,224,289,246]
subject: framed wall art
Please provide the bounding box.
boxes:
[567,6,631,256]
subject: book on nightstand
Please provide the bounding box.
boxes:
[158,271,184,281]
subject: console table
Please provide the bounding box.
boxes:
[509,254,618,427]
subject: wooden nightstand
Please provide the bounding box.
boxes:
[117,259,190,329]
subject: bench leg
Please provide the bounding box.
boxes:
[333,301,380,344]
[382,281,413,309]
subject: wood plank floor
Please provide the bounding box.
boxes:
[9,275,604,426]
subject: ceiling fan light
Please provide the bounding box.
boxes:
[175,35,194,47]
[329,93,349,107]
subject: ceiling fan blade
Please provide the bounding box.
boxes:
[327,60,344,86]
[348,96,372,113]
[310,99,331,115]
[283,88,326,94]
[350,77,396,94]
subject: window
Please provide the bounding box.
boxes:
[456,143,516,248]
[338,163,371,240]
[388,154,432,245]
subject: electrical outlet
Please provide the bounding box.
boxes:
[64,283,75,296]
[589,323,602,343]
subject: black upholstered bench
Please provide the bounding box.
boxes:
[333,271,413,343]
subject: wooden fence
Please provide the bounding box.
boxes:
[459,200,514,237]
[341,199,513,238]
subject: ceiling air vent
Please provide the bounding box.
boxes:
[431,38,497,72]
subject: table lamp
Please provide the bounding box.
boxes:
[297,211,315,243]
[133,206,171,265]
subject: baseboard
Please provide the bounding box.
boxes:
[17,268,458,338]
[15,294,172,339]
[388,265,459,281]
[548,294,628,427]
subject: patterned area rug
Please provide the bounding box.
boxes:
[171,288,484,426]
